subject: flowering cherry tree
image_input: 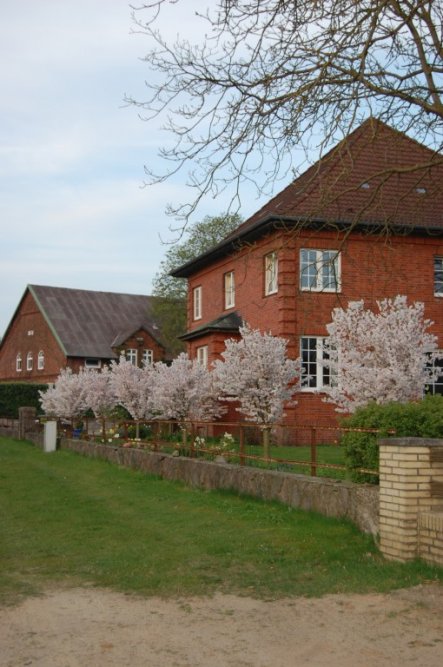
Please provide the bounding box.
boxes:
[82,365,117,440]
[39,367,89,422]
[109,357,155,438]
[152,353,224,426]
[323,296,442,413]
[213,325,302,457]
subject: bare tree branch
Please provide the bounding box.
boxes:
[127,0,443,220]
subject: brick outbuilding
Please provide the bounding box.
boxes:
[0,285,168,383]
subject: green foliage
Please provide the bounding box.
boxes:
[151,213,242,354]
[0,383,48,418]
[1,437,441,605]
[341,396,443,483]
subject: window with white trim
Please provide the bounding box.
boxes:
[434,256,443,296]
[143,349,154,365]
[196,345,208,367]
[85,358,101,369]
[224,271,235,309]
[426,355,443,396]
[125,349,138,365]
[16,353,22,372]
[26,351,33,371]
[300,249,340,292]
[193,286,202,320]
[264,251,278,295]
[300,337,331,390]
[38,350,45,370]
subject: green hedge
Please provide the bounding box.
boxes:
[0,383,48,418]
[340,395,443,484]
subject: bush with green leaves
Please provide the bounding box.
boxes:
[0,383,48,418]
[340,395,443,483]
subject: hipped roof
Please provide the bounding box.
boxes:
[172,118,443,278]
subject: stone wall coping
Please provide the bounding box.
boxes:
[379,437,443,448]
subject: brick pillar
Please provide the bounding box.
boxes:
[379,437,443,562]
[18,406,37,440]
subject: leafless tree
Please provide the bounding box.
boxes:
[128,0,443,220]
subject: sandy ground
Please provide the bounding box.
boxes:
[1,584,442,667]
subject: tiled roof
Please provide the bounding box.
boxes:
[28,285,163,359]
[172,118,443,278]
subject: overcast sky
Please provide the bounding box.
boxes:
[0,0,269,337]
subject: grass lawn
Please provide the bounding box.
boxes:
[0,437,441,605]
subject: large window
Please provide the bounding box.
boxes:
[300,249,340,292]
[125,349,138,365]
[264,251,278,295]
[16,353,22,372]
[38,350,45,370]
[193,285,202,320]
[300,337,331,390]
[196,345,208,367]
[434,256,443,296]
[224,271,235,309]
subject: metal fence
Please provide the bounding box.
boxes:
[48,417,384,481]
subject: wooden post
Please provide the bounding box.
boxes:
[310,426,317,477]
[239,425,245,466]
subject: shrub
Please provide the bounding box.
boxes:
[0,383,48,418]
[340,395,443,483]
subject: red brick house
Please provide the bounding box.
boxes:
[172,119,443,428]
[0,285,168,383]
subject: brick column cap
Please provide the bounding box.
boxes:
[379,437,443,448]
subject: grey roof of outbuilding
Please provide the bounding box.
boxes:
[27,284,163,359]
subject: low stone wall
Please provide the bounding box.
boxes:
[60,438,379,535]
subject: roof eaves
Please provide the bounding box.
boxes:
[170,214,443,278]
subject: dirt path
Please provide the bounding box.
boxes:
[1,584,442,667]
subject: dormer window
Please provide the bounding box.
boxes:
[143,349,154,365]
[125,349,138,366]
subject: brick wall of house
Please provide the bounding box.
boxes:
[0,291,67,383]
[184,228,443,428]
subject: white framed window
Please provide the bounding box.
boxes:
[26,351,33,371]
[224,271,235,309]
[143,349,154,365]
[434,256,443,296]
[300,337,332,390]
[193,285,202,320]
[196,345,208,367]
[300,249,341,292]
[264,251,278,295]
[426,355,443,396]
[85,358,101,369]
[125,349,138,365]
[38,350,45,370]
[16,353,22,372]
